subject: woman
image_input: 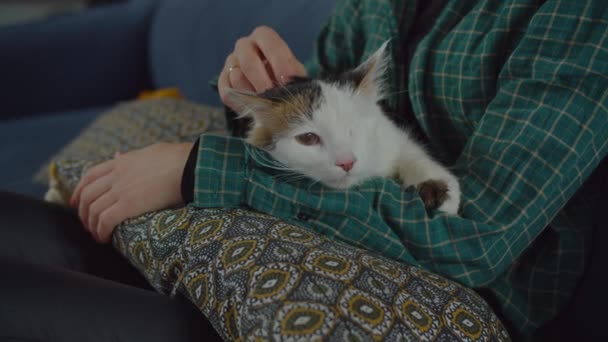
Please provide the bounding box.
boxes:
[2,0,607,340]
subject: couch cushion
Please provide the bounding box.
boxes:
[148,0,338,106]
[118,206,510,341]
[43,150,512,340]
[38,98,226,204]
[0,107,104,197]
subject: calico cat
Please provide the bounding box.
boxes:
[228,42,461,214]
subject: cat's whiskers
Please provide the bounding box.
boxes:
[381,89,410,97]
[274,173,306,181]
[277,81,312,123]
[277,80,297,101]
[272,172,312,185]
[249,149,291,171]
[248,147,319,186]
[236,103,259,120]
[249,152,320,188]
[305,178,323,191]
[251,149,308,181]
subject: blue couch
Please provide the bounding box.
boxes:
[0,0,338,197]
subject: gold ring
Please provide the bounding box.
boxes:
[227,65,240,75]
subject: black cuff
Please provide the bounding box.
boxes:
[181,138,200,204]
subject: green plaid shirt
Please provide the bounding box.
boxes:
[194,0,608,336]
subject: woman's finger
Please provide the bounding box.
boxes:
[95,202,127,244]
[251,26,307,83]
[225,52,256,91]
[234,37,274,92]
[228,66,255,93]
[70,161,114,207]
[94,200,138,243]
[218,55,233,105]
[87,190,118,240]
[219,53,255,110]
[78,172,113,231]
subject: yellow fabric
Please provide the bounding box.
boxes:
[137,88,184,100]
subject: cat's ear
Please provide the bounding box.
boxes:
[225,88,275,123]
[352,40,390,99]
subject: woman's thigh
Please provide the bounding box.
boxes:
[0,259,220,342]
[0,191,222,341]
[0,191,145,286]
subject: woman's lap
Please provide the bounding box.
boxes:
[0,191,221,342]
[0,191,147,286]
[0,259,216,342]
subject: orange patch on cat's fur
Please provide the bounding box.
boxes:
[247,126,275,148]
[245,93,313,149]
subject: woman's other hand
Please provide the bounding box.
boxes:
[70,142,193,243]
[218,26,307,112]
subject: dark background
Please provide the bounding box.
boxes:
[0,0,125,28]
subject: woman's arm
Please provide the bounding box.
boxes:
[70,142,194,243]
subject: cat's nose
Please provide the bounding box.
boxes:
[336,159,356,172]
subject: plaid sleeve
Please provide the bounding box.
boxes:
[193,135,248,208]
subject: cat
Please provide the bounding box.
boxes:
[227,42,461,215]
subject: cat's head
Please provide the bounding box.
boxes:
[227,42,390,189]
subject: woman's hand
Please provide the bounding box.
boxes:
[70,142,194,243]
[218,26,307,112]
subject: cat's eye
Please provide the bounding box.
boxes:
[295,132,321,146]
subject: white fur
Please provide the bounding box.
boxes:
[268,81,461,215]
[247,41,461,215]
[232,42,461,214]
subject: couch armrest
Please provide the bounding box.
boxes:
[0,0,159,120]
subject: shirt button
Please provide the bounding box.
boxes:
[296,212,311,221]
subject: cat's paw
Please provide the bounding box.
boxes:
[417,180,448,211]
[416,178,460,215]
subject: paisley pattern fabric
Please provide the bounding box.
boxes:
[112,207,510,341]
[35,98,226,184]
